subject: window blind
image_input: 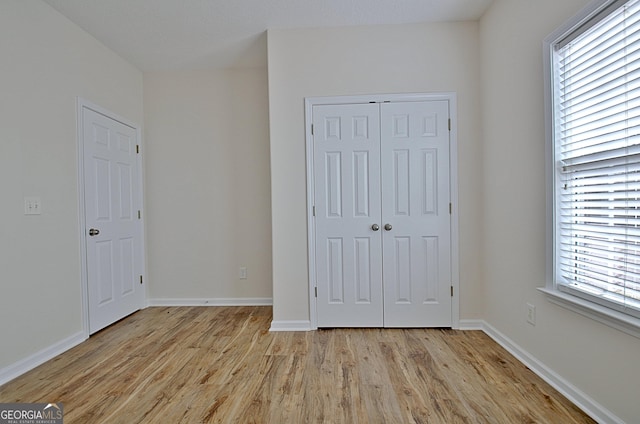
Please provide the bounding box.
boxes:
[555,0,640,318]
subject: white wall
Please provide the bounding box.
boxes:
[479,0,640,422]
[4,1,636,420]
[267,22,483,323]
[0,1,143,369]
[143,69,272,302]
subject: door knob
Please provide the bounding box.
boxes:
[384,223,393,231]
[89,228,100,236]
[371,224,380,231]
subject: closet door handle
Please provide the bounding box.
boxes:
[371,224,380,231]
[384,223,392,231]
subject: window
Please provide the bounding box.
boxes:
[551,0,640,320]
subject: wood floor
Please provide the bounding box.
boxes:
[0,306,595,423]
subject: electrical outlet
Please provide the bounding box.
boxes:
[24,197,42,215]
[239,266,248,280]
[526,303,536,326]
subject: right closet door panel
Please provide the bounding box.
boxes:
[380,100,452,327]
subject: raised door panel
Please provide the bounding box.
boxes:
[381,100,452,327]
[314,103,383,327]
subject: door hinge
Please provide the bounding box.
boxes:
[311,124,314,136]
[313,206,316,217]
[451,286,454,297]
[140,275,143,285]
[136,145,140,154]
[315,286,318,297]
[449,203,452,214]
[448,118,451,131]
[137,210,141,219]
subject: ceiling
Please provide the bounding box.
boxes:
[42,0,493,72]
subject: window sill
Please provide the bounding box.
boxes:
[538,287,640,340]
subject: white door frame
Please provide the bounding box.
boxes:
[76,98,146,337]
[305,92,460,329]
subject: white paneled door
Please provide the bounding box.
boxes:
[314,104,384,327]
[380,101,451,327]
[82,106,144,334]
[313,100,452,327]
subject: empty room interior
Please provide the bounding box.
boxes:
[1,0,639,422]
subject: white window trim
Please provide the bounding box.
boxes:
[538,287,640,338]
[543,0,640,339]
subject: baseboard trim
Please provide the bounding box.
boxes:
[146,298,273,307]
[0,331,86,386]
[458,319,484,330]
[479,320,622,424]
[269,320,312,331]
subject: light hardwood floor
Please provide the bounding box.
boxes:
[0,306,594,423]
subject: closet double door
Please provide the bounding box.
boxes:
[313,100,451,327]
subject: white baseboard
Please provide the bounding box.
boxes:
[478,320,622,424]
[458,319,484,330]
[0,331,86,386]
[269,320,312,331]
[146,297,273,307]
